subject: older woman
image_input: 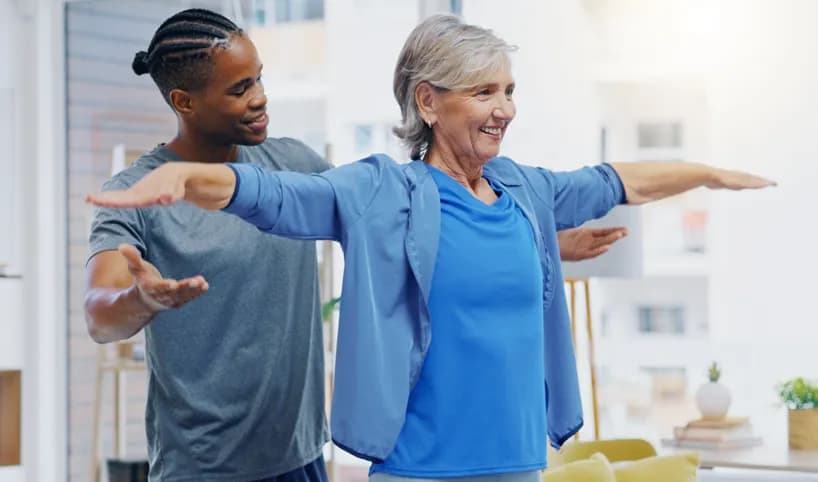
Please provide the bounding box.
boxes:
[88,14,773,482]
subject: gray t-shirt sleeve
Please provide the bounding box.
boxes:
[86,177,147,265]
[276,137,334,172]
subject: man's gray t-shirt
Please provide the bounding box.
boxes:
[88,138,331,482]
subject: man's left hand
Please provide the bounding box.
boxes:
[558,226,628,262]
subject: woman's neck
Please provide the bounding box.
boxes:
[425,147,499,205]
[425,148,485,192]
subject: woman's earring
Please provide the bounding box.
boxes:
[426,120,432,128]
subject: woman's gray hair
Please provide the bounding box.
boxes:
[393,15,516,160]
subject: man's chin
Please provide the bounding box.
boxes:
[237,132,268,146]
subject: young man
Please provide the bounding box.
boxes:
[84,8,625,482]
[85,9,330,482]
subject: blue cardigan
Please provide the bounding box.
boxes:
[224,154,626,462]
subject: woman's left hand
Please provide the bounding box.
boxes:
[708,168,777,190]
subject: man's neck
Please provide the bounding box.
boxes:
[165,135,240,164]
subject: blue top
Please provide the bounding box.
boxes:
[223,155,626,462]
[371,165,546,477]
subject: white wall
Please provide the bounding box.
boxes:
[0,2,26,480]
[1,0,68,481]
[706,0,818,350]
[0,288,22,482]
[325,0,602,171]
[579,0,817,440]
[0,0,23,274]
[0,279,23,369]
[464,0,600,170]
[583,0,813,349]
[325,0,417,165]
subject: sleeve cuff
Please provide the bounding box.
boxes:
[222,163,262,216]
[598,163,627,205]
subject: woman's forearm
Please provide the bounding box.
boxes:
[178,163,237,210]
[86,162,238,210]
[609,161,774,205]
[609,162,715,204]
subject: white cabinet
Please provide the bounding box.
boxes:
[0,279,22,370]
[0,467,23,482]
[0,279,21,476]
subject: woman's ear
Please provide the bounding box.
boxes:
[414,81,438,126]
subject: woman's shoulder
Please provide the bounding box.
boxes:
[485,156,535,182]
[252,137,331,173]
[485,156,558,206]
[320,153,410,191]
[334,153,411,178]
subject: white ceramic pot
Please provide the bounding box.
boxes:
[696,382,731,420]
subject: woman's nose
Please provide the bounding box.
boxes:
[494,98,515,120]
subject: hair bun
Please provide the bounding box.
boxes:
[132,51,150,75]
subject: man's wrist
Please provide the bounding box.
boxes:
[133,284,170,313]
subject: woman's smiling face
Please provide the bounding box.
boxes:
[428,65,516,164]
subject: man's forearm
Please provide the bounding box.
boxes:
[609,161,717,205]
[84,285,158,343]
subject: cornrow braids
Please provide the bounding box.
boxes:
[132,8,243,104]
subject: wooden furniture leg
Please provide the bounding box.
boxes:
[91,346,103,482]
[0,370,21,466]
[566,278,601,440]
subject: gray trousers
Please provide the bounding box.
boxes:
[369,471,541,482]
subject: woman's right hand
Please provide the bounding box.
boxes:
[85,162,236,210]
[87,163,189,208]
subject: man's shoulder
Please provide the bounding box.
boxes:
[101,152,164,190]
[248,137,331,174]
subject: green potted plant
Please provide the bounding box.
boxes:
[695,361,731,420]
[322,297,341,323]
[778,377,818,449]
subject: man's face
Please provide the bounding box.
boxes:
[188,34,269,146]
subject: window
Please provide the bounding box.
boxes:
[637,305,686,334]
[253,0,324,25]
[637,121,683,149]
[354,125,373,153]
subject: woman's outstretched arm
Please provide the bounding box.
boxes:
[86,162,235,210]
[610,161,776,205]
[86,158,383,241]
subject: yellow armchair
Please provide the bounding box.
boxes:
[542,453,615,482]
[549,438,657,466]
[543,439,699,482]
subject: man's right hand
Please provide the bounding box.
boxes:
[85,244,211,343]
[119,244,209,311]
